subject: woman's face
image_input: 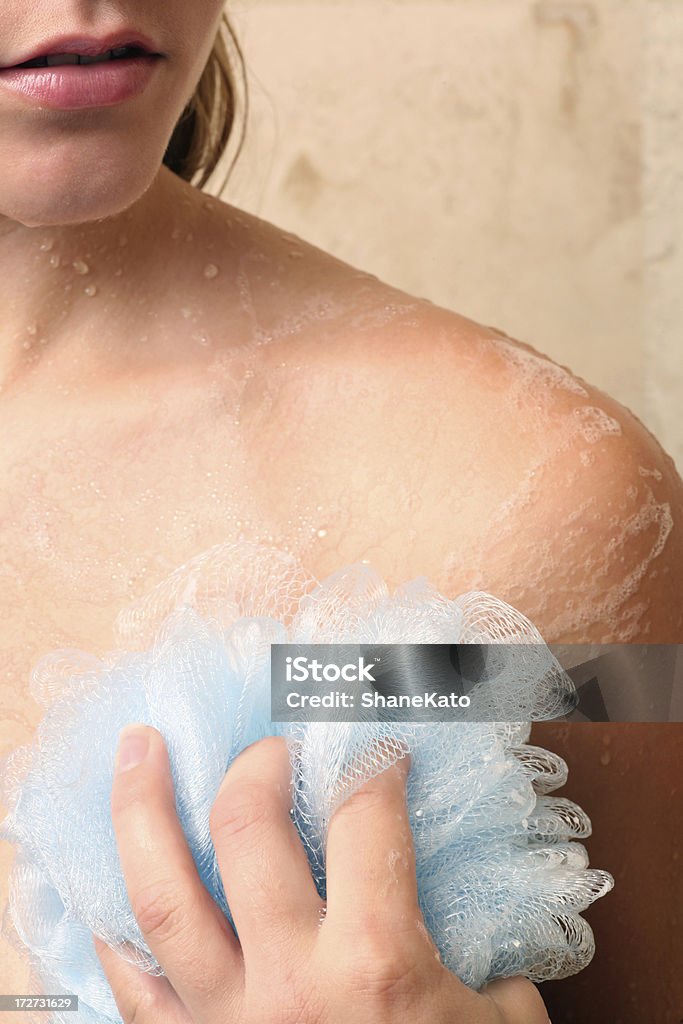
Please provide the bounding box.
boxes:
[0,1,225,227]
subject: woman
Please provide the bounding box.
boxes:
[0,3,681,1022]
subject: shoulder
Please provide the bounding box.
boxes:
[218,212,683,642]
[390,313,683,644]
[480,325,683,644]
[352,312,683,644]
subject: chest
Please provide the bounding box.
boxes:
[0,381,334,752]
[0,356,538,753]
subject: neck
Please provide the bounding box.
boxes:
[0,166,200,393]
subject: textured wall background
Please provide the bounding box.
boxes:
[644,4,683,476]
[216,1,681,473]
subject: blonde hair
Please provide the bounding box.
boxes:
[162,11,247,190]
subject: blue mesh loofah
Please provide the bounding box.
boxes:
[0,541,614,1023]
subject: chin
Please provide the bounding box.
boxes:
[1,142,163,226]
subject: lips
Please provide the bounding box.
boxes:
[0,32,164,109]
[0,31,162,71]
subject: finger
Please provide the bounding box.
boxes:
[93,934,191,1024]
[210,735,324,963]
[111,724,242,1021]
[325,749,419,933]
[481,976,550,1024]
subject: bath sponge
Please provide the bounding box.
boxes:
[0,541,613,1024]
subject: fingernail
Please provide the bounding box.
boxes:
[116,725,150,773]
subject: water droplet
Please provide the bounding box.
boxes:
[181,307,193,320]
[73,259,90,275]
[49,254,61,268]
[22,339,32,350]
[600,750,611,766]
[39,238,54,252]
[203,263,219,279]
[316,528,328,539]
[84,284,97,297]
[414,808,423,818]
[26,323,38,336]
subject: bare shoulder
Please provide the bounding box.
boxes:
[441,321,683,644]
[396,315,683,644]
[208,205,683,642]
[242,272,683,643]
[419,318,682,644]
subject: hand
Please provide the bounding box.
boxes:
[94,727,550,1024]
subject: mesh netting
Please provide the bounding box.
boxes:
[0,540,614,1024]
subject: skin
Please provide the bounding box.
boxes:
[1,2,682,1022]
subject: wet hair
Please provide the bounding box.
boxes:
[162,11,247,190]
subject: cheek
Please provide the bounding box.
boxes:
[169,1,226,102]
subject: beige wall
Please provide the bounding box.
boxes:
[217,1,681,473]
[645,3,683,475]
